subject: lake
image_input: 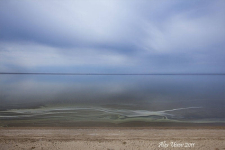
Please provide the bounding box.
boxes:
[0,74,225,127]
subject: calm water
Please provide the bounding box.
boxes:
[0,75,225,126]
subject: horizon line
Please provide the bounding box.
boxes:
[0,72,225,75]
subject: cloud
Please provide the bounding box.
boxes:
[0,0,140,50]
[0,0,225,73]
[140,0,225,53]
[0,42,134,72]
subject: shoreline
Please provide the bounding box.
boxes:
[1,125,225,129]
[1,121,225,128]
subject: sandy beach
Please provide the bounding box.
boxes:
[0,127,225,150]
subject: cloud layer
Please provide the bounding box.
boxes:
[0,0,225,73]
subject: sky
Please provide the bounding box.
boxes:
[0,0,225,73]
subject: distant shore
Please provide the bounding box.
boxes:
[0,126,225,150]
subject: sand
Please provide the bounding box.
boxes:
[0,127,225,150]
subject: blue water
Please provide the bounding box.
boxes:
[0,75,225,126]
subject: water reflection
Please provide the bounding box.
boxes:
[0,75,225,126]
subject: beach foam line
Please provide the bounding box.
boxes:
[0,106,202,119]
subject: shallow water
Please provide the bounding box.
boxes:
[0,75,225,126]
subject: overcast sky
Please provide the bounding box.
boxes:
[0,0,225,73]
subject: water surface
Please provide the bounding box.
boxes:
[0,75,225,126]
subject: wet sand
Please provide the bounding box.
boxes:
[0,127,225,150]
